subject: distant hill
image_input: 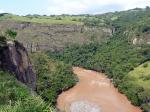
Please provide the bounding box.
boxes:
[0,7,150,52]
[0,13,112,52]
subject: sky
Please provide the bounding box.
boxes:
[0,0,150,15]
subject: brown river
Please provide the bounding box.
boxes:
[57,67,142,112]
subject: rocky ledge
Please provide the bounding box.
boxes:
[0,36,36,90]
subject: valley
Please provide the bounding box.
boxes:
[0,7,150,112]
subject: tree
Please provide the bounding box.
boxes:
[5,29,17,40]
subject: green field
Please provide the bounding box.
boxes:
[0,13,83,25]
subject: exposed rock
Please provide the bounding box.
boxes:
[0,20,111,51]
[0,39,36,90]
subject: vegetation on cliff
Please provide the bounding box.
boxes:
[47,7,150,111]
[0,71,56,112]
[0,7,150,112]
[30,52,77,105]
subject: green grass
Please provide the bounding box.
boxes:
[120,61,150,111]
[0,71,30,105]
[0,71,56,112]
[0,13,83,25]
[128,61,150,90]
[0,96,56,112]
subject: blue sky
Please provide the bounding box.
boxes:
[0,0,150,15]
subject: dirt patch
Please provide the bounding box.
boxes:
[57,67,142,112]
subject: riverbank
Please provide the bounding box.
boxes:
[57,67,142,112]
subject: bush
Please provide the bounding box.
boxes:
[5,29,17,40]
[30,52,77,105]
[143,63,148,68]
[55,17,62,20]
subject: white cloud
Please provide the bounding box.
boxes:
[48,0,87,14]
[0,9,5,13]
[47,0,150,15]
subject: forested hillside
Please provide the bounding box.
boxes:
[30,52,77,105]
[47,7,150,111]
[0,7,150,112]
[0,35,77,111]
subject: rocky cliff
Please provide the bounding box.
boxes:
[0,20,112,52]
[0,37,36,89]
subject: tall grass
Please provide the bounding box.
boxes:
[0,96,56,112]
[0,71,56,112]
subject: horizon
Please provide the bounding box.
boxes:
[0,0,150,16]
[0,7,148,16]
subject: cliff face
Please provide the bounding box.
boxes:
[0,20,112,52]
[0,39,36,90]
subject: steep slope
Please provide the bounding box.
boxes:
[30,52,77,105]
[120,62,150,111]
[0,36,36,89]
[0,7,150,112]
[0,71,56,112]
[47,7,150,111]
[0,14,112,52]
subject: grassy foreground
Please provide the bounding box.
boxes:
[0,71,56,112]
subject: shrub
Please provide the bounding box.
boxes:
[55,17,62,20]
[5,29,17,40]
[30,52,77,105]
[143,63,148,68]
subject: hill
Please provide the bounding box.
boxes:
[0,7,150,112]
[0,13,112,52]
[47,7,150,111]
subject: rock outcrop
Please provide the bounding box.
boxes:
[0,20,112,52]
[0,38,36,90]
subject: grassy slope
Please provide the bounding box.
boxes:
[0,71,56,112]
[128,62,150,90]
[122,62,150,111]
[0,13,83,25]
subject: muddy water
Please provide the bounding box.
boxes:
[57,67,142,112]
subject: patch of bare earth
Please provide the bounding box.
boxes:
[57,67,142,112]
